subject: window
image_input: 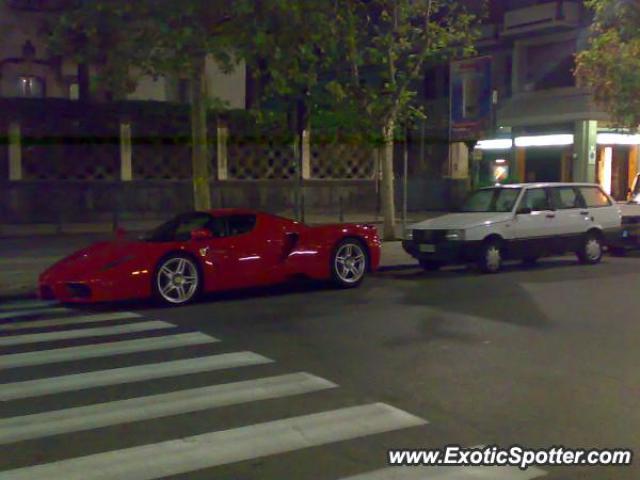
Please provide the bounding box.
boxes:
[17,76,45,97]
[461,188,521,212]
[550,187,581,209]
[227,215,257,236]
[579,187,611,208]
[521,188,551,211]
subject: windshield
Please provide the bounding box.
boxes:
[461,188,522,213]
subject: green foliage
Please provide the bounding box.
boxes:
[576,0,640,131]
[48,0,242,97]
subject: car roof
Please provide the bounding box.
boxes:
[480,182,601,189]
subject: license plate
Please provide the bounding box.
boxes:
[419,244,436,253]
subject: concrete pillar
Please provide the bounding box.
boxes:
[8,121,22,181]
[119,122,132,181]
[449,142,469,179]
[513,147,526,182]
[573,120,597,183]
[301,128,311,179]
[216,124,228,180]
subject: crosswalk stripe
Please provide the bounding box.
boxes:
[0,351,273,401]
[0,307,70,320]
[0,320,175,347]
[0,403,427,480]
[0,332,218,370]
[0,312,142,332]
[339,465,547,479]
[0,373,337,445]
[0,300,60,311]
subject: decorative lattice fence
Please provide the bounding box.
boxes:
[227,138,297,180]
[310,142,376,179]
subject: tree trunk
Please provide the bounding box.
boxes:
[381,120,396,240]
[190,56,211,211]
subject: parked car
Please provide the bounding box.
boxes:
[39,209,381,305]
[403,183,621,273]
[610,173,640,254]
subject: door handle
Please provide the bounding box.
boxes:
[545,213,556,219]
[580,211,589,216]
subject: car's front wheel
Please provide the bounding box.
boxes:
[154,254,201,305]
[577,232,604,265]
[331,239,368,288]
[478,239,503,273]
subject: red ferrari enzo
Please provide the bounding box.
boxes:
[39,209,381,306]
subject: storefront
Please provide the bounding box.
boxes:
[474,131,640,199]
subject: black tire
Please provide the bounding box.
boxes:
[331,238,368,288]
[477,239,503,274]
[419,259,442,271]
[522,256,539,266]
[153,254,201,306]
[576,232,604,265]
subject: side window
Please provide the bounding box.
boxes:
[227,215,257,236]
[579,187,611,208]
[206,216,227,237]
[174,213,213,241]
[550,187,582,209]
[521,188,551,211]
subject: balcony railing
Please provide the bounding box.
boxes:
[503,1,580,36]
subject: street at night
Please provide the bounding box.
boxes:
[1,253,639,479]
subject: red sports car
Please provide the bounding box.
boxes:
[39,209,381,305]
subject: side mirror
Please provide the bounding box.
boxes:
[517,207,532,215]
[190,228,213,241]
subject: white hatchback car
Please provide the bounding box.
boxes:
[403,183,622,273]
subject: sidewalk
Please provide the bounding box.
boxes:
[0,235,421,300]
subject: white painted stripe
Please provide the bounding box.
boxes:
[0,332,218,370]
[0,321,174,346]
[0,312,141,332]
[0,352,272,401]
[339,465,546,479]
[0,307,70,320]
[0,373,337,444]
[0,403,426,480]
[0,300,60,311]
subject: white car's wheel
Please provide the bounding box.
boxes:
[154,255,200,305]
[331,239,368,288]
[478,239,503,274]
[577,232,603,265]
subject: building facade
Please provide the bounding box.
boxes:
[467,0,638,200]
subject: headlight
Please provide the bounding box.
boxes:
[404,228,413,240]
[445,229,465,241]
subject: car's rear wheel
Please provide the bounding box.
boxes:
[154,255,200,305]
[332,239,368,288]
[577,232,603,265]
[478,239,503,273]
[419,259,441,271]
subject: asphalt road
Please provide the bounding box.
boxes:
[1,254,639,479]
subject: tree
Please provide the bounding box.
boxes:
[324,0,480,239]
[575,0,640,131]
[235,0,339,220]
[49,0,241,209]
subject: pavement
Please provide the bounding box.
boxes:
[1,254,639,479]
[0,219,430,299]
